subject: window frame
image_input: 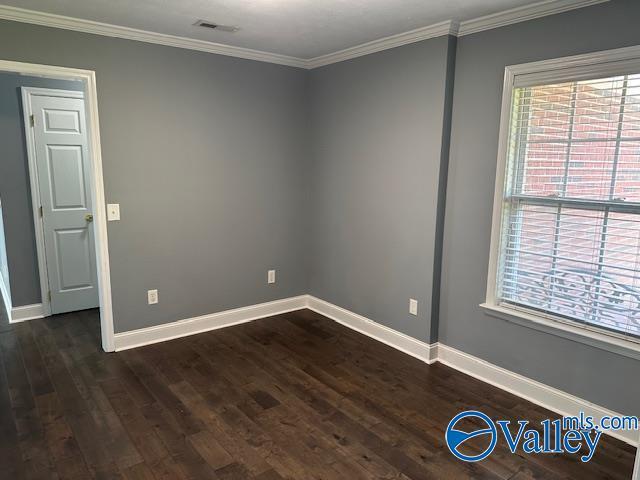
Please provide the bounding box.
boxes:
[483,45,640,359]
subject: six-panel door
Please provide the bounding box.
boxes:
[31,93,99,314]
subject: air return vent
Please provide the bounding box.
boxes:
[194,20,240,33]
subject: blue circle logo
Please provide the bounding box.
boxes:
[445,410,497,462]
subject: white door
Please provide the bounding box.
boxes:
[26,89,99,315]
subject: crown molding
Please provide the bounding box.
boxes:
[305,0,608,68]
[0,5,307,68]
[0,0,610,70]
[305,20,459,69]
[458,0,609,36]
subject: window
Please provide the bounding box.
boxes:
[486,48,640,348]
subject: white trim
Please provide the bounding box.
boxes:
[305,21,458,69]
[113,295,308,351]
[0,60,115,352]
[10,303,45,323]
[481,303,640,360]
[0,269,11,322]
[306,296,438,364]
[108,294,635,446]
[302,296,635,446]
[21,87,85,319]
[84,68,116,353]
[437,344,636,445]
[484,45,640,358]
[509,44,640,87]
[0,5,306,69]
[458,0,609,36]
[633,442,640,480]
[0,1,609,70]
[485,63,516,308]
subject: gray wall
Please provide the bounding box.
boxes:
[441,0,640,415]
[0,73,84,307]
[0,0,638,415]
[0,21,310,332]
[307,0,639,414]
[308,36,454,342]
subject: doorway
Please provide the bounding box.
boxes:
[0,60,114,351]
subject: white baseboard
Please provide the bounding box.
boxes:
[113,295,308,351]
[305,296,635,446]
[436,343,636,445]
[306,295,437,364]
[0,273,11,322]
[10,303,45,323]
[109,293,636,445]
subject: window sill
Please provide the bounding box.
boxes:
[479,303,640,361]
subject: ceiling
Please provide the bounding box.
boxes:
[3,0,548,59]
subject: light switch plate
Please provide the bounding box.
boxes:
[409,298,418,316]
[268,270,276,284]
[148,289,158,305]
[107,203,120,221]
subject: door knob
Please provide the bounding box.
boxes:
[85,214,94,222]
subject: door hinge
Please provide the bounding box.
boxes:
[39,205,43,217]
[47,290,51,302]
[30,114,35,127]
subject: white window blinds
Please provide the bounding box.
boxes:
[498,73,640,341]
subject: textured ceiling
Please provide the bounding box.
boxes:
[3,0,547,58]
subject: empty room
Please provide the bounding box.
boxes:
[0,0,639,478]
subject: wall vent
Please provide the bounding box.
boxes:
[194,20,239,33]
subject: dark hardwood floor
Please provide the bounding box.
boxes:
[0,297,635,479]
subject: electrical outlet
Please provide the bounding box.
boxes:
[268,270,276,284]
[409,298,418,316]
[107,203,120,221]
[148,289,158,305]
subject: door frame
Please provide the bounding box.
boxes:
[22,86,87,319]
[2,60,115,352]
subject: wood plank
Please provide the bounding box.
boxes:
[0,308,634,480]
